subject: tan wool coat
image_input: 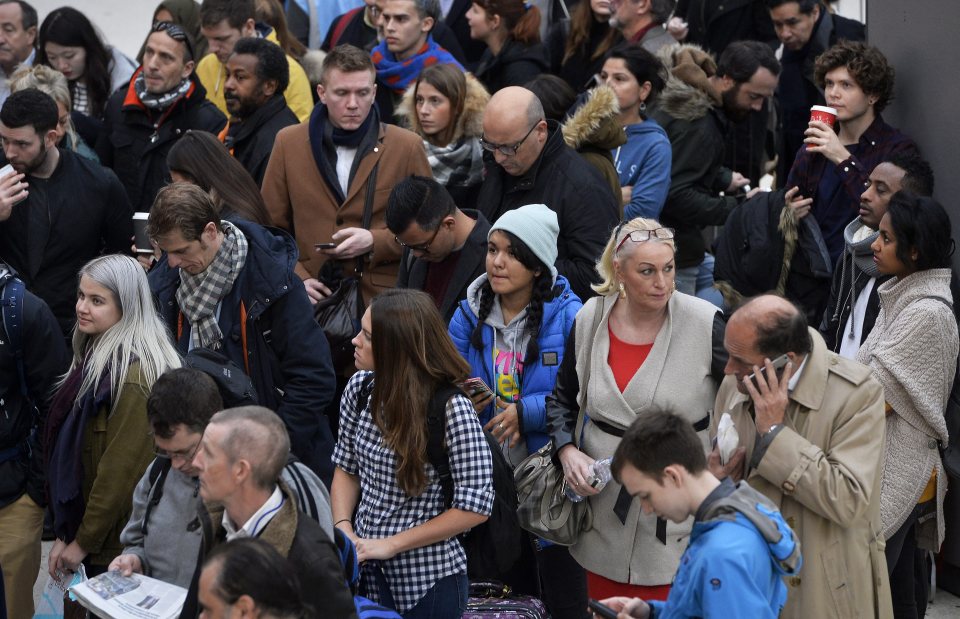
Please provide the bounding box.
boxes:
[262,121,432,304]
[711,328,892,619]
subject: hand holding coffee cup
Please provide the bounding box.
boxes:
[132,212,154,254]
[0,163,28,220]
[806,106,837,150]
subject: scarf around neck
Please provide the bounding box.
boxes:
[134,73,192,110]
[424,136,483,187]
[308,103,380,204]
[371,35,463,95]
[46,361,114,543]
[176,220,249,350]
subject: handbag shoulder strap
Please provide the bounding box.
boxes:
[355,139,381,277]
[575,295,606,445]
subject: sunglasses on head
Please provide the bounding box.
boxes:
[614,227,675,253]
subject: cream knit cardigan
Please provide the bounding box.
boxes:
[856,268,958,548]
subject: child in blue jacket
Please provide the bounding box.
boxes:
[599,411,802,619]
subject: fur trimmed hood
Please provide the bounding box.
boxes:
[562,85,626,151]
[396,72,490,143]
[655,43,721,123]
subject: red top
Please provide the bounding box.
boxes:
[607,324,654,393]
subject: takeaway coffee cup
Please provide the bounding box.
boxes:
[132,212,153,254]
[808,105,837,149]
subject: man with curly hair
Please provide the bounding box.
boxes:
[781,40,917,320]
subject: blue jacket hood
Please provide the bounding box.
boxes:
[698,480,803,577]
[624,119,668,139]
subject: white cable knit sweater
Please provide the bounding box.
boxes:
[856,268,958,547]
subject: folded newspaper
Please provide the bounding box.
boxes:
[69,571,187,619]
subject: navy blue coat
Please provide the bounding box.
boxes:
[149,220,337,482]
[449,275,581,453]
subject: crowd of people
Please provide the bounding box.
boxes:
[0,0,955,618]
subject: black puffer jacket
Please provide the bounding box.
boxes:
[96,70,226,211]
[0,265,69,509]
[474,39,549,94]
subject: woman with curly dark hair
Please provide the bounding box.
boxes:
[449,203,586,618]
[545,0,618,92]
[37,7,137,120]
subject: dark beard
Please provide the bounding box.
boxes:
[721,84,750,123]
[224,86,268,120]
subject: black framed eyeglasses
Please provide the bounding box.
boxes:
[480,119,543,157]
[615,227,675,253]
[394,223,442,253]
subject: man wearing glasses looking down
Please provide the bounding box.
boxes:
[475,85,619,301]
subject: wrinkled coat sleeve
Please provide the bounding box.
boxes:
[118,468,153,574]
[261,130,307,277]
[663,120,738,227]
[545,321,580,453]
[754,378,885,526]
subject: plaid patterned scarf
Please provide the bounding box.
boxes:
[424,136,484,187]
[176,221,249,350]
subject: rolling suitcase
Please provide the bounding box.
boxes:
[463,581,550,619]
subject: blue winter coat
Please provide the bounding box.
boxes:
[149,220,337,482]
[615,119,672,221]
[449,274,582,453]
[649,480,802,619]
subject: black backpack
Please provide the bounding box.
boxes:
[425,385,524,580]
[356,377,523,579]
[183,347,258,408]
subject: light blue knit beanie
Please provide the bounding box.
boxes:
[489,203,559,283]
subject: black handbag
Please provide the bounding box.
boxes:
[314,161,379,370]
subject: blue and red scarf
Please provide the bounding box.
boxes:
[371,35,463,95]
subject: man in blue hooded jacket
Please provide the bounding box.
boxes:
[146,183,338,485]
[596,411,802,619]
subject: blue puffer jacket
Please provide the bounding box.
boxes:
[649,479,802,619]
[449,274,582,453]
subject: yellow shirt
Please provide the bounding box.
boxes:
[195,30,313,123]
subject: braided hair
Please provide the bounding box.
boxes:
[471,230,559,368]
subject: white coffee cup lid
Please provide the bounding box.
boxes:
[132,211,150,220]
[811,105,837,114]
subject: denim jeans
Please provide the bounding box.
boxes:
[403,572,468,619]
[675,253,724,309]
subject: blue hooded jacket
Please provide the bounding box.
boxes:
[615,119,672,221]
[449,274,581,453]
[649,479,802,619]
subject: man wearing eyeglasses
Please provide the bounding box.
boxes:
[476,86,619,301]
[96,21,227,213]
[386,175,490,322]
[108,368,334,590]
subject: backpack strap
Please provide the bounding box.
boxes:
[330,7,364,50]
[141,457,172,536]
[177,299,251,375]
[284,460,318,522]
[1,277,29,400]
[425,384,463,509]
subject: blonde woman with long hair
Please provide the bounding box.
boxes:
[45,255,180,578]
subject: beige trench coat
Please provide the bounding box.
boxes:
[711,329,892,619]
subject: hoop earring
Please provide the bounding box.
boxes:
[639,101,646,113]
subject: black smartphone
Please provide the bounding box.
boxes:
[588,599,619,619]
[743,353,790,386]
[458,377,493,399]
[314,242,337,250]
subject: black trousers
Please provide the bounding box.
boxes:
[885,500,935,619]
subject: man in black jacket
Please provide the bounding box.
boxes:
[386,176,490,322]
[179,407,357,619]
[96,21,226,212]
[0,89,134,337]
[819,152,935,356]
[222,37,298,186]
[476,86,619,301]
[768,0,864,178]
[147,183,338,483]
[0,263,67,619]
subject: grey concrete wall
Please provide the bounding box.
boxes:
[867,2,960,251]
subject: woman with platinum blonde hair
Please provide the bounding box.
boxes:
[45,254,180,578]
[546,217,727,602]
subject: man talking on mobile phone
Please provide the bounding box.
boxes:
[708,294,890,618]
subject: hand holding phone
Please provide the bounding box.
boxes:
[743,354,790,388]
[314,242,337,250]
[588,600,619,619]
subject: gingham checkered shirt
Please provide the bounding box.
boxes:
[333,372,494,612]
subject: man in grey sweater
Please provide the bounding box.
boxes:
[107,368,333,587]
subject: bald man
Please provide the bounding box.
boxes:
[709,295,891,618]
[475,86,619,300]
[178,407,357,619]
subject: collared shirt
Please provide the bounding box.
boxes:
[0,47,35,108]
[333,371,494,613]
[787,354,808,392]
[222,485,284,541]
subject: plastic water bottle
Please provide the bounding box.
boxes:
[564,458,613,502]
